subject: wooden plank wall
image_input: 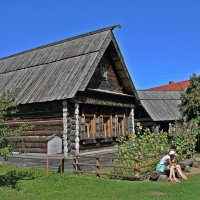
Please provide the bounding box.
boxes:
[87,52,123,93]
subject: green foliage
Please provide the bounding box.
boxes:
[179,73,200,122]
[112,127,169,175]
[113,121,199,176]
[0,164,43,189]
[0,90,33,159]
[0,169,36,189]
[178,74,200,151]
[0,90,19,119]
[172,119,200,159]
[117,128,168,157]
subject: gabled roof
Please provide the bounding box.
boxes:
[137,90,181,121]
[0,25,137,104]
[148,80,190,91]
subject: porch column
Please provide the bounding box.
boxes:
[63,100,68,157]
[75,103,80,155]
[131,108,135,134]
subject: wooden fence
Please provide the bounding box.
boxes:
[73,154,160,180]
[73,151,196,180]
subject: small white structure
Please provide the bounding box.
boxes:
[47,135,62,155]
[46,134,63,176]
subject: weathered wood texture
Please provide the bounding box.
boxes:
[0,155,74,172]
[87,52,123,93]
[149,171,162,181]
[6,101,63,153]
[0,29,111,104]
[6,101,134,154]
[0,149,116,172]
[75,90,135,108]
[179,158,196,169]
[74,154,140,180]
[78,104,132,141]
[136,90,181,121]
[1,26,138,154]
[62,100,68,157]
[0,26,136,105]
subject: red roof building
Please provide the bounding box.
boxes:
[148,80,190,91]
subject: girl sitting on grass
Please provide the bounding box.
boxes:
[156,150,188,182]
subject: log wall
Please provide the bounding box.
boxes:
[6,101,63,153]
[6,98,135,154]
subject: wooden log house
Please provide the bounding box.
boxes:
[0,25,138,156]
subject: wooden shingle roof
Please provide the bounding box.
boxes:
[0,25,136,104]
[137,90,181,121]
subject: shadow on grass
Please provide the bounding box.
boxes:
[0,170,35,189]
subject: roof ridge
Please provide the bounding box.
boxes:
[156,80,189,86]
[141,99,180,101]
[0,24,120,61]
[147,80,189,90]
[137,90,181,91]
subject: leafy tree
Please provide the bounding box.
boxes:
[172,120,199,158]
[179,73,200,122]
[178,73,200,151]
[0,90,32,159]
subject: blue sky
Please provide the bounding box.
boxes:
[0,0,199,89]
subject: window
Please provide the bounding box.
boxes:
[100,62,108,80]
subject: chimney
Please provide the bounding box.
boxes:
[169,81,174,84]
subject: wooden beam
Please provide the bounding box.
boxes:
[74,96,134,108]
[110,115,113,137]
[94,114,96,137]
[75,103,80,155]
[122,114,125,136]
[131,108,135,134]
[115,115,118,137]
[62,100,68,157]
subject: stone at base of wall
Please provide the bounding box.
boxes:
[157,175,168,182]
[184,166,191,172]
[192,162,200,168]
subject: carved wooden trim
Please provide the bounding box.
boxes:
[63,100,68,157]
[75,103,80,155]
[131,108,135,134]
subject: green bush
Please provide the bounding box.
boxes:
[172,119,199,159]
[0,90,34,159]
[112,120,198,178]
[0,164,42,189]
[112,127,169,176]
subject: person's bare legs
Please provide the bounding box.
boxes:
[175,165,188,180]
[167,166,180,182]
[168,166,174,181]
[172,167,180,182]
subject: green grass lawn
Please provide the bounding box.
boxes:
[1,164,200,200]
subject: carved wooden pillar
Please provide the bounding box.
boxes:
[131,108,135,134]
[75,103,80,155]
[63,100,68,157]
